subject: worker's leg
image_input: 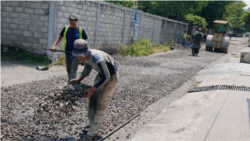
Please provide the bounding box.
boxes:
[65,54,71,82]
[182,40,185,47]
[88,90,98,127]
[87,75,101,127]
[69,56,79,81]
[87,73,119,136]
[196,48,200,54]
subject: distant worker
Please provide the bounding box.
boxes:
[50,13,88,83]
[228,30,232,38]
[218,25,225,32]
[182,30,187,47]
[192,30,198,42]
[203,32,207,43]
[192,28,203,56]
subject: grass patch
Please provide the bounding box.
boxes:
[51,55,66,66]
[119,38,172,57]
[188,81,202,92]
[1,50,51,66]
[152,43,171,53]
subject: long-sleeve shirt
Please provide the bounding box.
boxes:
[81,49,118,88]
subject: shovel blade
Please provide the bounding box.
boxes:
[36,66,49,70]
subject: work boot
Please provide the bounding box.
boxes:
[80,131,95,141]
[80,134,95,141]
[84,125,90,129]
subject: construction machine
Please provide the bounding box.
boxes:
[206,20,230,53]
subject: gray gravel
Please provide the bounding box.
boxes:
[1,48,224,140]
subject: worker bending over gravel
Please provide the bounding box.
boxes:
[70,39,119,141]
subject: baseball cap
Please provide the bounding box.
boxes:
[69,13,78,20]
[72,39,91,57]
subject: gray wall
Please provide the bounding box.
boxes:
[1,1,188,60]
[1,1,50,55]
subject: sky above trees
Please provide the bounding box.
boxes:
[243,0,250,9]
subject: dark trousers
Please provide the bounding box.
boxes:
[65,53,79,82]
[192,48,200,55]
[194,48,199,54]
[182,40,186,47]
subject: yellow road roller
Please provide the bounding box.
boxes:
[206,20,230,53]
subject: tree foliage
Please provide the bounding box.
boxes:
[185,14,208,27]
[223,1,247,30]
[224,1,246,18]
[107,0,135,8]
[242,11,250,31]
[107,1,248,30]
[137,1,209,21]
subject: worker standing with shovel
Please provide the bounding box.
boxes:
[50,13,88,83]
[69,39,119,141]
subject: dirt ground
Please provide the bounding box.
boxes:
[1,38,248,141]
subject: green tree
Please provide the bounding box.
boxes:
[185,14,208,27]
[224,1,246,18]
[138,1,208,21]
[241,11,250,31]
[223,1,247,30]
[200,1,233,28]
[107,1,232,29]
[107,0,135,8]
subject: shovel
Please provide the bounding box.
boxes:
[36,49,71,71]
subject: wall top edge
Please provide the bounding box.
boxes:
[86,0,188,25]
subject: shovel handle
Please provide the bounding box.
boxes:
[45,49,71,54]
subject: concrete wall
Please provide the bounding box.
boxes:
[123,10,142,46]
[1,1,50,55]
[1,1,188,59]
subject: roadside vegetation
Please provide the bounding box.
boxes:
[1,49,51,66]
[1,38,174,66]
[119,38,174,57]
[1,48,68,66]
[50,55,66,66]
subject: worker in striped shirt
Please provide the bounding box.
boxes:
[70,39,119,141]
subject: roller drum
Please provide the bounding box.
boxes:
[206,35,213,47]
[221,37,230,48]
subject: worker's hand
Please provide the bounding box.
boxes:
[84,87,97,98]
[69,79,81,85]
[50,46,56,52]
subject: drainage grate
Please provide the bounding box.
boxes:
[188,85,250,93]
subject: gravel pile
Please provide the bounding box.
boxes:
[1,49,223,140]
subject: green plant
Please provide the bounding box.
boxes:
[241,11,250,31]
[51,55,66,66]
[186,14,208,27]
[119,39,172,56]
[120,38,154,56]
[153,43,170,52]
[169,39,175,49]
